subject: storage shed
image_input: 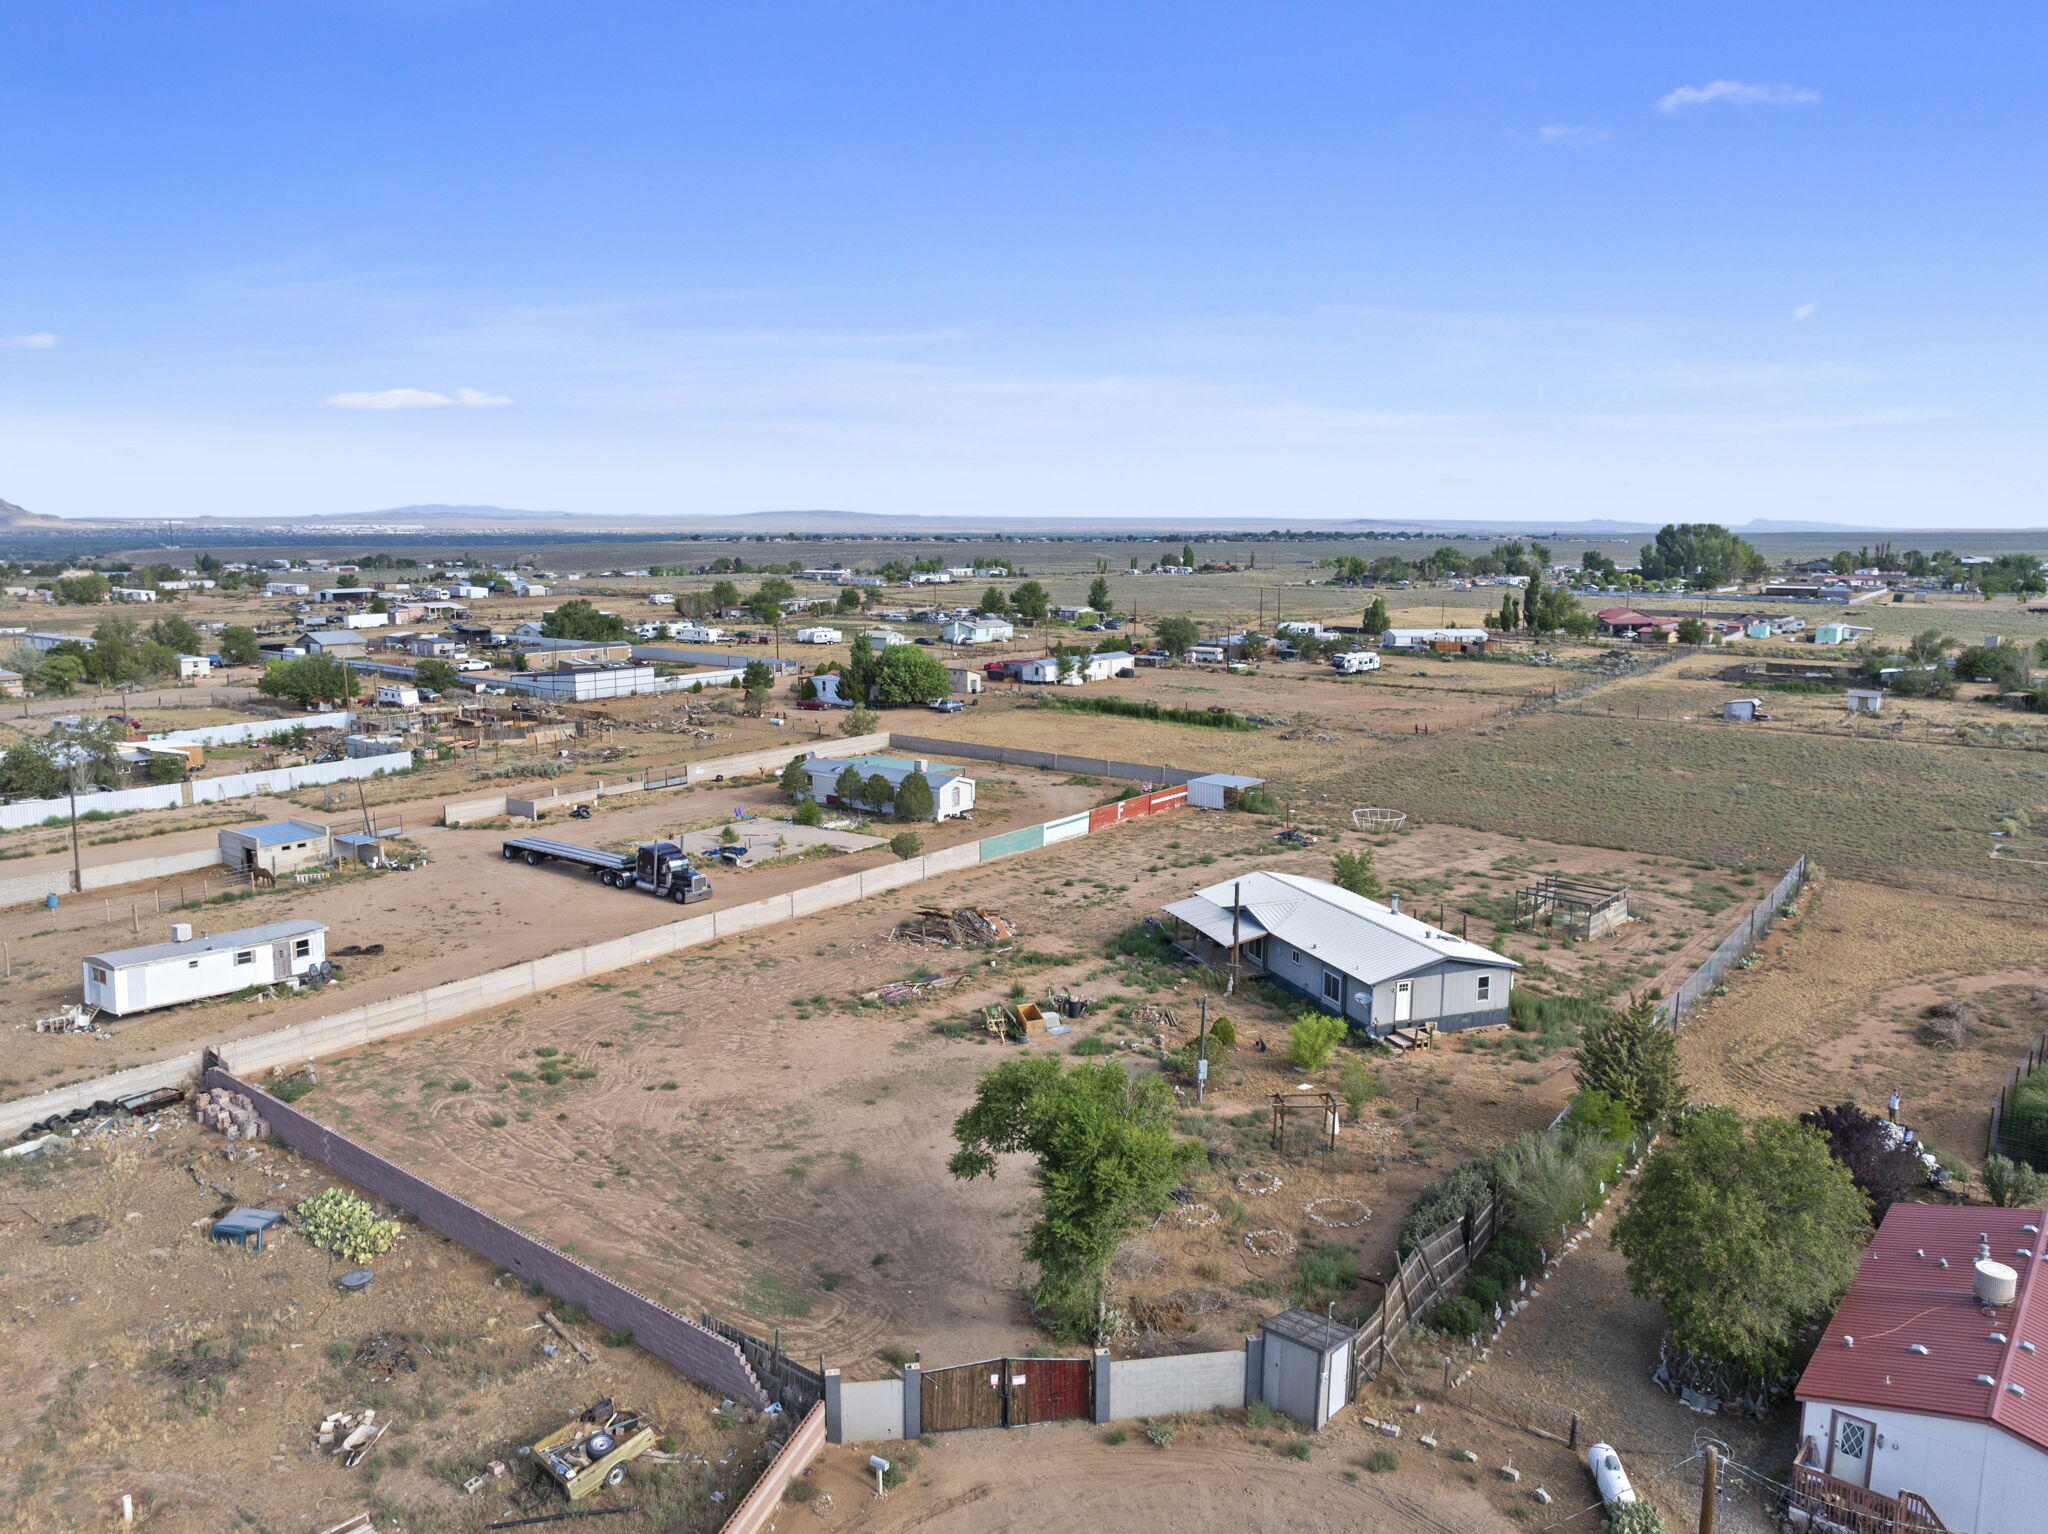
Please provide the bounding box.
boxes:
[82,919,328,1016]
[219,819,332,876]
[1846,688,1883,714]
[1186,773,1264,810]
[1260,1309,1356,1429]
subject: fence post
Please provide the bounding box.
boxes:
[901,1363,921,1439]
[1092,1348,1112,1424]
[823,1368,844,1444]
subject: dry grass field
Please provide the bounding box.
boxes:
[0,1118,771,1534]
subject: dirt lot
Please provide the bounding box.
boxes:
[1673,871,2048,1173]
[294,805,1761,1378]
[0,762,1102,1096]
[0,1117,776,1534]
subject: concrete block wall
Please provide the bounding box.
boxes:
[0,1050,208,1140]
[1103,1347,1250,1418]
[712,1404,825,1534]
[207,1068,770,1409]
[0,844,222,909]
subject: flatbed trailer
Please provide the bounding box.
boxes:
[501,835,712,904]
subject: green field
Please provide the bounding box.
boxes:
[1311,710,2048,884]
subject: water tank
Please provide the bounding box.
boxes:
[1587,1443,1637,1506]
[170,923,194,943]
[1976,1259,2019,1306]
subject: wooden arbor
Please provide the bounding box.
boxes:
[1514,875,1629,941]
[1269,1091,1342,1154]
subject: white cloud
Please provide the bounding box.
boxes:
[3,332,58,349]
[1658,80,1820,113]
[1793,301,1818,321]
[325,387,513,410]
[1519,125,1611,147]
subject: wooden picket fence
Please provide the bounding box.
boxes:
[1351,1194,1505,1392]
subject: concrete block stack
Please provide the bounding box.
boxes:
[193,1088,270,1140]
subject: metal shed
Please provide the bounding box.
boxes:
[1260,1308,1356,1429]
[1846,688,1883,714]
[332,831,385,865]
[1186,773,1264,811]
[218,819,332,876]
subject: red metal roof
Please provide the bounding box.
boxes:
[1797,1203,2048,1453]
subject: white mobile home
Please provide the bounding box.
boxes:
[1381,627,1489,650]
[82,920,328,1017]
[796,753,976,819]
[940,617,1014,644]
[794,626,844,645]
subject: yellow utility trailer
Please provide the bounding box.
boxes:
[530,1401,656,1502]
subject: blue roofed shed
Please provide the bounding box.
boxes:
[219,819,332,875]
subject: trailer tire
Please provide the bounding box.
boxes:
[524,851,540,865]
[502,847,517,860]
[604,1466,628,1488]
[599,871,615,887]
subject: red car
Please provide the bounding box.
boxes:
[794,698,833,710]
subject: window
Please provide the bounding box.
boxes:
[88,966,110,985]
[1476,976,1492,1001]
[293,938,312,958]
[1289,949,1303,965]
[234,950,255,966]
[187,960,200,969]
[1322,969,1343,1004]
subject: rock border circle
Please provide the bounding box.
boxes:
[1243,1228,1298,1257]
[1235,1169,1283,1196]
[1175,1202,1220,1227]
[1304,1197,1372,1228]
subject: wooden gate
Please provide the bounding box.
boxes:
[921,1359,1006,1432]
[921,1357,1093,1432]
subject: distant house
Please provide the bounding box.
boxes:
[301,630,368,658]
[176,655,211,680]
[1050,604,1097,622]
[1162,871,1518,1035]
[109,586,159,603]
[1013,650,1135,684]
[796,753,976,819]
[1814,623,1874,645]
[0,669,23,697]
[264,581,312,596]
[940,617,1014,644]
[374,681,421,707]
[1595,609,1680,642]
[1792,1203,2048,1534]
[1380,627,1490,650]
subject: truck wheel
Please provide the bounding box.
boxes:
[599,871,615,887]
[524,851,541,865]
[671,885,689,902]
[502,847,517,860]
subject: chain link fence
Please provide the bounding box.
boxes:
[1657,855,1809,1028]
[1987,1034,2048,1169]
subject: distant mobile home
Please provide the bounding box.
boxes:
[82,920,329,1017]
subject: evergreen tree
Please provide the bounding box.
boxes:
[894,769,935,820]
[1575,995,1687,1127]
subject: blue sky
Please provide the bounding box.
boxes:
[1,1,2042,526]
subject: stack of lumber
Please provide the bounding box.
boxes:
[193,1088,270,1139]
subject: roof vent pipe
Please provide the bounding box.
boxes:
[1991,1332,2009,1344]
[2011,1384,2028,1398]
[1843,1336,1855,1348]
[1389,892,1401,915]
[1976,1259,2020,1306]
[2023,1341,2039,1353]
[1908,1343,1929,1355]
[1977,1373,1998,1386]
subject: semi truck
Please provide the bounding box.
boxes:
[501,835,712,903]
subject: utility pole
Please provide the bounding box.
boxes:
[1699,1444,1719,1534]
[1196,997,1209,1104]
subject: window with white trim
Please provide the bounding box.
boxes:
[234,950,255,966]
[1476,975,1492,1001]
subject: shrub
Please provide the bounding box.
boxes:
[1209,1014,1236,1048]
[792,798,824,827]
[1366,1448,1399,1473]
[1295,1245,1361,1306]
[1042,695,1257,731]
[1105,922,1179,963]
[1604,1504,1667,1534]
[1465,1274,1507,1315]
[1433,1296,1485,1338]
[1287,1010,1348,1071]
[1339,1058,1383,1117]
[1483,1229,1544,1281]
[1282,1439,1312,1460]
[783,1478,818,1504]
[1104,1425,1128,1445]
[295,1189,400,1265]
[889,830,923,860]
[1244,1400,1275,1429]
[1144,1418,1178,1448]
[1984,1154,2047,1207]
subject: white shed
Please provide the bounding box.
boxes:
[1186,773,1264,810]
[82,920,329,1017]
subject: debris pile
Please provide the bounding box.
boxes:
[193,1088,271,1140]
[893,905,1017,947]
[316,1408,388,1468]
[32,1003,101,1036]
[865,971,964,1003]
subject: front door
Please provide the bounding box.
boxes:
[1827,1410,1875,1487]
[1393,980,1414,1023]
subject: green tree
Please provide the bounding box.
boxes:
[872,645,951,704]
[833,763,865,805]
[1637,524,1768,590]
[864,771,894,814]
[1154,615,1200,658]
[1237,631,1268,662]
[1330,849,1381,900]
[979,585,1009,615]
[133,641,179,682]
[1614,1107,1870,1374]
[0,740,66,798]
[841,705,878,736]
[889,829,923,859]
[839,633,878,705]
[1288,1010,1349,1070]
[31,651,85,696]
[742,659,775,693]
[948,1058,1199,1340]
[755,575,797,606]
[412,658,460,692]
[218,625,261,667]
[1087,576,1114,615]
[1675,616,1708,646]
[1955,643,2028,690]
[779,756,811,799]
[835,585,863,612]
[1180,542,1194,568]
[1983,1154,2047,1208]
[1010,580,1050,621]
[708,579,742,610]
[792,797,824,827]
[146,614,204,654]
[894,769,936,821]
[258,654,358,706]
[1575,995,1687,1127]
[540,599,630,642]
[1361,597,1389,636]
[84,618,141,684]
[51,573,109,605]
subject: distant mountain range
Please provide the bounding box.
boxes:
[0,495,1965,539]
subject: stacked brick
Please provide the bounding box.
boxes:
[193,1088,270,1139]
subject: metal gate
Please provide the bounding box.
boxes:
[921,1357,1093,1433]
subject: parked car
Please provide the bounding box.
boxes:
[929,697,965,712]
[794,698,833,710]
[915,636,937,644]
[1080,623,1103,632]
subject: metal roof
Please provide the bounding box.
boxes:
[302,630,365,646]
[1188,773,1264,789]
[1796,1203,2048,1454]
[229,819,329,847]
[806,753,964,784]
[1263,1307,1357,1354]
[1164,870,1518,985]
[86,919,327,970]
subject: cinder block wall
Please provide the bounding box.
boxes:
[1105,1348,1250,1418]
[206,1068,769,1409]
